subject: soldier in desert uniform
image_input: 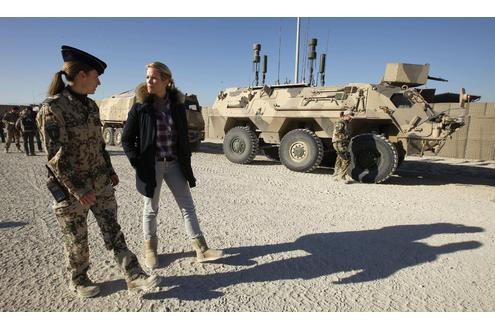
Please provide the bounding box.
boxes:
[16,107,37,156]
[2,106,21,152]
[332,110,354,182]
[37,45,160,298]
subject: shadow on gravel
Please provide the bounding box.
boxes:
[249,160,280,166]
[143,223,483,301]
[312,167,335,174]
[0,221,29,229]
[99,278,127,297]
[158,251,195,267]
[196,142,224,154]
[389,161,495,186]
[96,252,195,297]
[387,171,495,187]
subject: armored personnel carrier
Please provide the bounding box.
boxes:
[97,88,205,150]
[209,62,467,183]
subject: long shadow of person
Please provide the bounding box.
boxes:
[143,223,483,301]
[0,221,29,229]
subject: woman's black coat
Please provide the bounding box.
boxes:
[121,90,196,198]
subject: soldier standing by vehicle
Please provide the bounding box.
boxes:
[3,106,21,153]
[332,110,354,182]
[16,107,37,156]
[37,45,160,298]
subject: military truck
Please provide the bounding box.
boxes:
[209,63,467,183]
[97,88,205,150]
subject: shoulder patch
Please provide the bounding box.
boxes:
[44,115,60,140]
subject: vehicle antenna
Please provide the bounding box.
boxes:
[277,20,282,85]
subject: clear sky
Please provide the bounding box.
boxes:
[1,14,494,106]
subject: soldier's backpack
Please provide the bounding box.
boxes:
[20,116,36,132]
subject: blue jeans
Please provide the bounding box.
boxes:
[142,159,202,241]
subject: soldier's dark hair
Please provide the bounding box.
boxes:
[48,61,94,96]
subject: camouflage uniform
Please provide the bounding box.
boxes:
[332,118,352,179]
[37,88,146,287]
[2,110,21,151]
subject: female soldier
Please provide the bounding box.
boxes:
[37,45,160,298]
[122,62,223,269]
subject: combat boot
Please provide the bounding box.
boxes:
[71,276,100,298]
[127,273,161,291]
[144,238,158,269]
[191,235,224,263]
[342,175,355,184]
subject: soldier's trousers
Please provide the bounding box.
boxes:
[22,131,35,155]
[34,129,42,151]
[53,184,145,285]
[333,141,351,179]
[5,128,20,150]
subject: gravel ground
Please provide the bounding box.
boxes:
[0,140,494,311]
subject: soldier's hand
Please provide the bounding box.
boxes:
[79,192,96,206]
[110,174,119,187]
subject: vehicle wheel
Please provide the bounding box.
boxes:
[263,146,280,161]
[113,128,123,147]
[103,127,114,145]
[349,133,398,183]
[279,129,323,172]
[223,126,259,164]
[190,140,201,152]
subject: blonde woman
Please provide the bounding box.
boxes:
[122,61,223,269]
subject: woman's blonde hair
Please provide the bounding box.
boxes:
[47,61,93,96]
[147,61,172,79]
[146,61,177,92]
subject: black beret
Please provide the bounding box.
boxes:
[61,45,107,75]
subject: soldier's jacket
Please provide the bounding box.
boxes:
[37,88,116,200]
[332,118,352,144]
[2,111,19,132]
